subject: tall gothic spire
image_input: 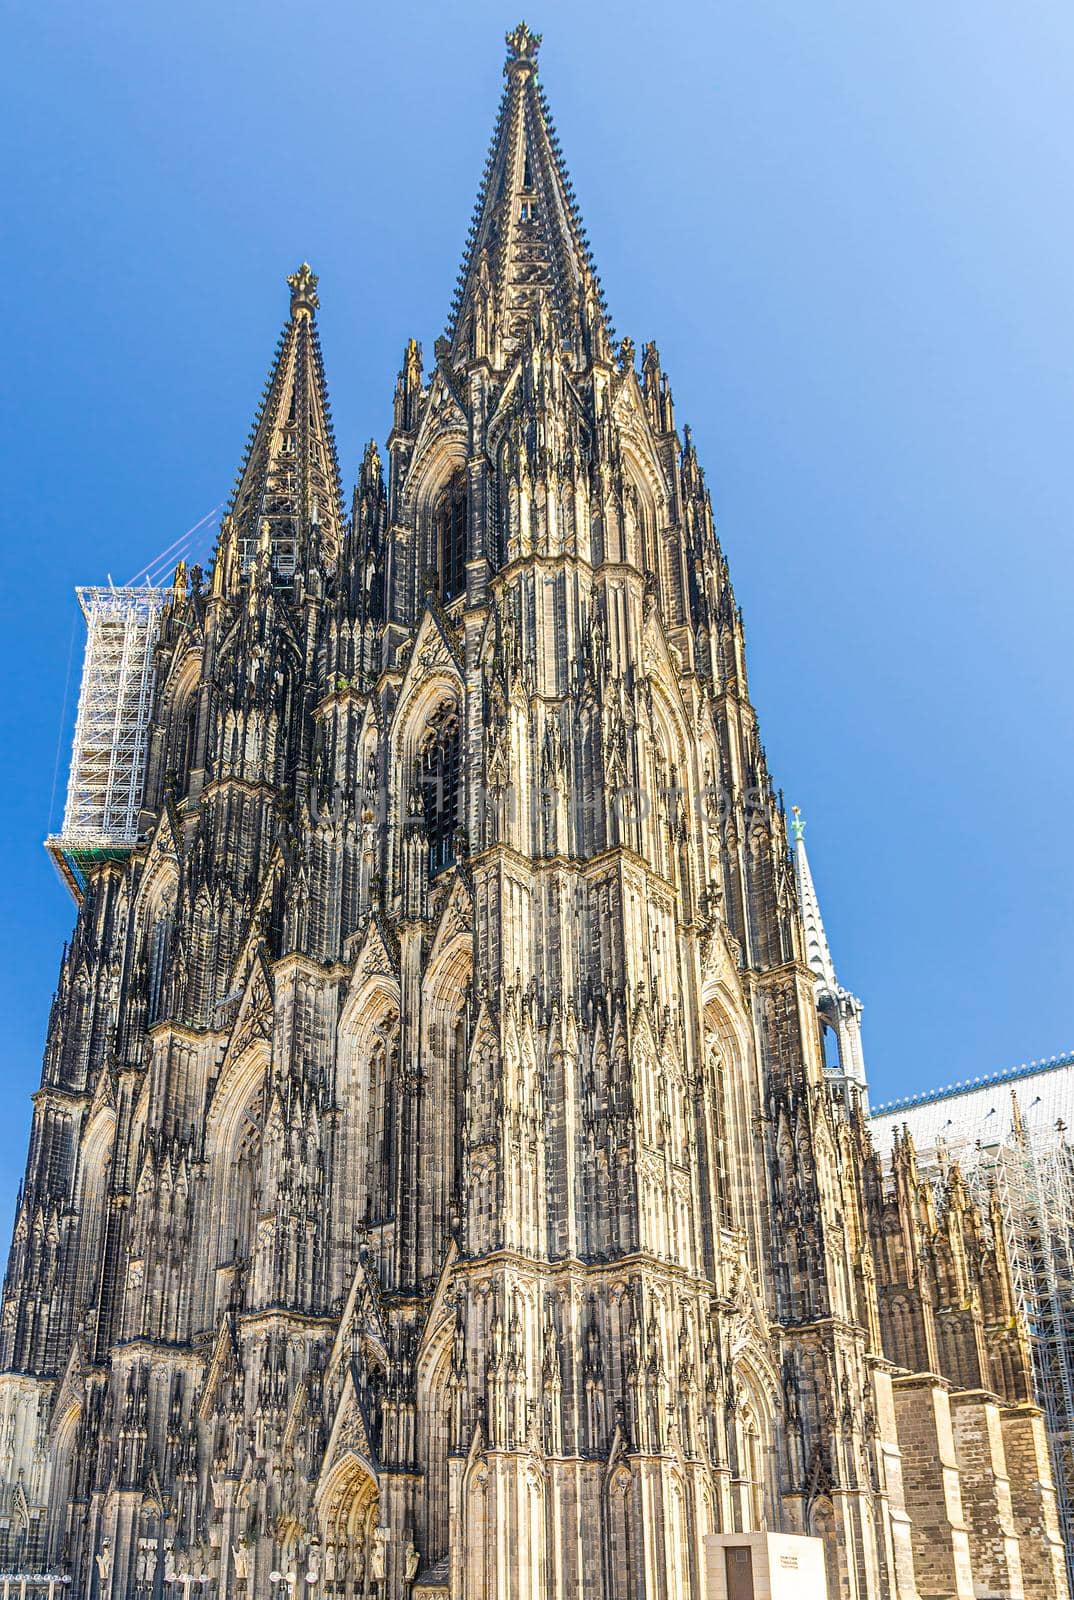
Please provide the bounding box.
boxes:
[446,22,612,367]
[790,807,838,992]
[227,263,345,581]
[8,29,1057,1600]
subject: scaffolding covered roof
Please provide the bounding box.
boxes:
[871,1053,1074,1156]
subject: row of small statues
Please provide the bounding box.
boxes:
[97,1530,422,1587]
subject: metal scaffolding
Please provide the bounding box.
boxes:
[960,1119,1074,1588]
[45,586,167,900]
[873,1062,1074,1591]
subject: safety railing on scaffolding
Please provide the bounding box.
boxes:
[44,507,221,902]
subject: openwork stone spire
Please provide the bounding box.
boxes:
[228,263,344,578]
[790,806,838,992]
[446,22,612,366]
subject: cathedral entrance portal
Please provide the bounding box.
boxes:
[318,1457,382,1599]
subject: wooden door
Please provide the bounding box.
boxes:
[724,1545,755,1600]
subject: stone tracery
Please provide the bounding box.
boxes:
[0,22,1064,1600]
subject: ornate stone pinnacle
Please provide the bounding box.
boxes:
[505,21,541,74]
[287,262,319,316]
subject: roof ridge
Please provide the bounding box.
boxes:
[871,1049,1074,1117]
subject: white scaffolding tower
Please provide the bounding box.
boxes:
[45,586,167,899]
[959,1121,1074,1586]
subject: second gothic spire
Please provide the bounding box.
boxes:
[226,265,345,584]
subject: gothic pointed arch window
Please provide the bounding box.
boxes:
[450,1004,467,1197]
[742,1401,765,1530]
[417,1340,455,1573]
[46,1404,81,1567]
[330,998,400,1304]
[365,1021,400,1226]
[74,1110,115,1339]
[624,461,659,580]
[418,956,471,1278]
[146,899,174,1026]
[232,1100,263,1264]
[417,702,462,877]
[730,1362,778,1533]
[160,661,200,802]
[163,691,198,794]
[213,1079,266,1277]
[818,994,842,1072]
[433,467,468,602]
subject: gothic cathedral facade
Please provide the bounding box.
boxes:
[0,24,1066,1600]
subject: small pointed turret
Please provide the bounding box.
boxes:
[393,339,423,434]
[345,443,387,626]
[791,808,869,1109]
[446,23,612,368]
[224,264,345,585]
[210,513,241,600]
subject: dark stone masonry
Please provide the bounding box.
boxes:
[0,23,1064,1600]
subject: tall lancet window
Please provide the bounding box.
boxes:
[233,1088,266,1266]
[434,468,468,602]
[418,704,462,877]
[147,903,173,1026]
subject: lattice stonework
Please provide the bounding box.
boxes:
[46,587,167,899]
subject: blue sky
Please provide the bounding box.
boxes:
[0,0,1071,1236]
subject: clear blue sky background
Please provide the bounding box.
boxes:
[0,0,1071,1240]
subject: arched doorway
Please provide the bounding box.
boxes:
[319,1456,381,1599]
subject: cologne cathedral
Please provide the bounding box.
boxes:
[0,23,1067,1600]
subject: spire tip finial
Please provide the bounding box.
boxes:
[790,805,805,844]
[288,262,319,317]
[505,21,541,75]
